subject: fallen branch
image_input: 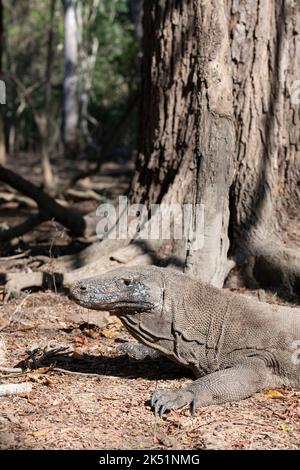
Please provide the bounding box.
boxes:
[52,367,101,378]
[65,188,103,202]
[0,366,23,373]
[0,335,6,364]
[0,382,32,397]
[0,250,30,261]
[0,165,86,237]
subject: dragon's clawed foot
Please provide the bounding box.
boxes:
[117,343,161,360]
[151,388,195,417]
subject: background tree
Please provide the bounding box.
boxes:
[62,0,79,157]
[129,0,143,41]
[2,0,138,162]
[41,0,57,190]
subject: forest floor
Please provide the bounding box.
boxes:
[0,153,299,450]
[0,290,299,450]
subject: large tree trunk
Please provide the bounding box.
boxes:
[130,0,235,287]
[62,0,79,157]
[227,0,300,294]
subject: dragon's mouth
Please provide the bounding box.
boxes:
[72,296,153,312]
[100,301,153,312]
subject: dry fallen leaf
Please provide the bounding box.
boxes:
[0,289,5,302]
[31,366,52,375]
[288,402,300,416]
[82,327,100,339]
[264,390,285,399]
[27,397,37,406]
[238,439,250,447]
[28,373,53,385]
[156,432,179,448]
[31,428,52,437]
[280,423,294,432]
[24,298,33,307]
[100,318,122,338]
[73,336,88,345]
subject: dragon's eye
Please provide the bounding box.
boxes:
[122,278,132,287]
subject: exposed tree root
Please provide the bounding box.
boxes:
[251,243,300,297]
[236,238,300,299]
[44,239,130,273]
[4,273,45,298]
[0,190,38,208]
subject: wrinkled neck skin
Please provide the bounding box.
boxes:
[117,274,207,376]
[117,273,175,359]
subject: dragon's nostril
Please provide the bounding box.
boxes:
[80,285,87,291]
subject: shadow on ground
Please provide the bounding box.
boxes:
[16,352,191,381]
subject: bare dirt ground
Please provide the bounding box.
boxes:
[0,290,299,450]
[0,154,299,450]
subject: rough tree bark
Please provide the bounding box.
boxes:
[130,0,235,287]
[227,0,300,294]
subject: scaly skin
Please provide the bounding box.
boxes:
[70,266,300,416]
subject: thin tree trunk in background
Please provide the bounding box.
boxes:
[62,0,79,158]
[40,0,56,191]
[77,0,104,149]
[77,0,100,148]
[227,0,300,294]
[130,0,235,287]
[0,0,6,165]
[0,0,2,74]
[130,0,143,41]
[0,117,5,165]
[78,37,99,146]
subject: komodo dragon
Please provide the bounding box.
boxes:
[70,266,300,416]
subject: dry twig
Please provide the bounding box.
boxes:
[0,382,32,397]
